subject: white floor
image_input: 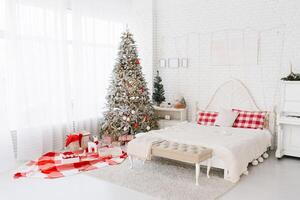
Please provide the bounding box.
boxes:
[0,170,155,200]
[220,153,300,200]
[0,153,300,200]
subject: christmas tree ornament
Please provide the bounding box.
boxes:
[146,126,151,131]
[101,123,107,130]
[142,116,147,123]
[100,29,158,137]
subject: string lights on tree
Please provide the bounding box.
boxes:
[101,29,158,137]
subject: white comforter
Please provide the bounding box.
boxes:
[143,122,272,183]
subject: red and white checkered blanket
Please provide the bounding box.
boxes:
[14,147,127,179]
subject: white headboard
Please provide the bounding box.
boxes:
[204,79,261,111]
[195,79,276,143]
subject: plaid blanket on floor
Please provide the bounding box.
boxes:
[14,147,127,179]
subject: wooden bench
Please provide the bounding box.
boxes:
[129,141,212,186]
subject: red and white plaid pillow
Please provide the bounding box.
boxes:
[232,109,267,129]
[197,111,218,126]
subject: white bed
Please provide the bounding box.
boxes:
[134,79,275,183]
[146,122,271,182]
[194,79,275,182]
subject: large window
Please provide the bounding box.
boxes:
[68,13,124,124]
[0,0,127,158]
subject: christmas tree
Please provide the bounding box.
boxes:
[101,30,157,137]
[152,70,166,106]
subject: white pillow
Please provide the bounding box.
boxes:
[214,108,239,127]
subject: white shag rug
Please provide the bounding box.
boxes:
[87,157,235,200]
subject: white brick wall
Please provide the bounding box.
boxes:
[153,0,300,120]
[130,0,154,94]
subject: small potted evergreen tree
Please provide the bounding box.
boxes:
[152,70,166,106]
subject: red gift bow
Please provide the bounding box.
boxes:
[65,133,83,147]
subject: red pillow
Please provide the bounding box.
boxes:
[232,109,266,129]
[197,111,218,126]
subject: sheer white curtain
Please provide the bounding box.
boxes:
[0,0,128,161]
[0,41,15,171]
[0,0,14,171]
[70,0,126,133]
[3,0,72,160]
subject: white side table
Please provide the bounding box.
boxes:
[153,106,187,129]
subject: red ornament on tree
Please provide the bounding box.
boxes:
[140,87,144,93]
[142,116,147,123]
[134,122,139,129]
[135,59,140,65]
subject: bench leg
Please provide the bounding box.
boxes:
[195,163,200,186]
[129,155,133,169]
[207,158,211,178]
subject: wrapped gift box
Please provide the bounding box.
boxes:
[98,147,123,157]
[65,131,91,151]
[61,156,80,164]
[118,134,135,142]
[102,134,116,144]
[61,152,80,164]
[112,141,124,146]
